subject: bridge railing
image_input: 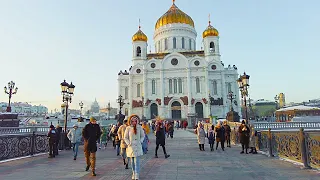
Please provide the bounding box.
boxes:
[253,121,320,130]
[0,132,49,161]
[257,128,320,169]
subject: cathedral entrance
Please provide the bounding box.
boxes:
[150,103,158,119]
[195,102,204,118]
[171,101,181,119]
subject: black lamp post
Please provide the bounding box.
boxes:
[274,95,280,110]
[4,81,18,112]
[237,72,250,124]
[79,101,84,121]
[208,94,213,117]
[116,95,125,123]
[107,101,111,120]
[60,80,75,132]
[227,91,236,111]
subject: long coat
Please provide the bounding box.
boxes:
[117,124,128,148]
[215,126,225,142]
[249,130,256,147]
[82,123,102,153]
[124,125,145,158]
[197,127,206,144]
[207,131,215,144]
[238,124,250,145]
[156,128,166,146]
[67,127,82,144]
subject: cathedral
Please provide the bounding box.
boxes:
[118,1,241,120]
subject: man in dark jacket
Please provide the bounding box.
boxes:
[155,122,170,159]
[47,125,57,158]
[82,117,101,176]
[238,120,250,154]
[223,121,231,148]
[55,124,61,155]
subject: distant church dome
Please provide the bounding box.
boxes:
[202,21,219,38]
[132,26,148,42]
[155,0,194,30]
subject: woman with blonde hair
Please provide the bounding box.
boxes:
[215,121,225,151]
[124,114,145,180]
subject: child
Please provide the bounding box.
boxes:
[207,125,215,151]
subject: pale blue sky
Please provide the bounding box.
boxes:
[0,0,319,111]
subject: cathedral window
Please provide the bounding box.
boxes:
[178,78,182,93]
[136,46,141,57]
[137,84,141,97]
[165,38,168,50]
[169,79,173,94]
[182,37,185,49]
[125,87,128,99]
[227,83,232,93]
[196,77,200,93]
[174,79,178,93]
[173,37,177,49]
[213,81,217,95]
[152,80,156,94]
[210,42,215,52]
[189,39,192,50]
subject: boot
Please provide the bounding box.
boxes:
[165,154,170,158]
[155,154,158,158]
[199,144,202,151]
[132,173,135,180]
[253,148,258,154]
[135,173,139,180]
[125,163,129,169]
[92,171,96,176]
[245,148,248,154]
[123,159,126,165]
[85,165,90,171]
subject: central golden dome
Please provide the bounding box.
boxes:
[155,1,194,30]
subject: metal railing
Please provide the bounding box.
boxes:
[253,121,320,130]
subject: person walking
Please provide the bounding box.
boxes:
[82,117,102,176]
[238,120,250,154]
[118,119,129,169]
[67,124,82,160]
[124,114,145,180]
[142,122,150,154]
[197,122,206,151]
[99,127,108,149]
[223,120,231,148]
[155,121,171,158]
[55,124,62,155]
[47,125,57,158]
[207,125,215,151]
[215,121,225,151]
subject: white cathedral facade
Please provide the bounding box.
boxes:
[118,1,241,120]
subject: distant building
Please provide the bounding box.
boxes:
[251,99,276,118]
[278,93,285,108]
[275,105,320,122]
[90,99,100,114]
[0,102,48,115]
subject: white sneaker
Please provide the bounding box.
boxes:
[135,173,139,180]
[132,173,135,180]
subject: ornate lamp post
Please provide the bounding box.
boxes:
[4,81,18,112]
[237,72,250,124]
[60,80,75,132]
[79,101,84,121]
[274,95,280,110]
[116,95,125,123]
[141,92,145,121]
[107,101,111,120]
[227,91,236,111]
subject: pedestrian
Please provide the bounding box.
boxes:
[55,124,62,155]
[223,120,231,148]
[82,117,102,176]
[207,125,215,151]
[67,124,82,160]
[249,124,257,154]
[47,125,57,158]
[99,127,108,149]
[197,122,206,151]
[155,121,170,158]
[124,114,145,180]
[142,122,150,154]
[215,121,225,151]
[118,119,129,169]
[168,122,174,138]
[113,122,121,156]
[238,120,250,154]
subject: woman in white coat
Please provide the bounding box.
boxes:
[124,114,145,180]
[197,122,206,151]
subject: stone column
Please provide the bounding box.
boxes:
[205,67,210,118]
[160,69,165,118]
[187,68,192,113]
[221,71,227,118]
[143,69,148,119]
[128,75,133,116]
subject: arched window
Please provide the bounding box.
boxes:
[173,37,177,49]
[182,37,185,49]
[152,80,156,94]
[227,83,232,93]
[136,46,141,57]
[125,87,128,99]
[178,78,182,93]
[169,79,172,94]
[189,39,192,50]
[196,78,200,93]
[210,42,215,52]
[137,84,141,97]
[213,81,217,95]
[165,38,168,50]
[174,79,178,93]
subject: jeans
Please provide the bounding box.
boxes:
[116,144,120,155]
[72,142,80,157]
[131,157,140,174]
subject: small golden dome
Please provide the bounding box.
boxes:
[61,103,66,108]
[202,21,219,38]
[132,27,148,42]
[155,1,194,30]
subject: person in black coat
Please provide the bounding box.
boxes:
[155,122,170,159]
[82,117,102,176]
[47,125,57,158]
[215,121,225,151]
[238,120,250,154]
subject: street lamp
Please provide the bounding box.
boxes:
[142,92,145,121]
[274,95,279,110]
[4,81,18,112]
[237,72,250,124]
[208,94,213,117]
[227,91,236,111]
[60,80,75,132]
[116,95,125,123]
[79,101,84,121]
[107,101,111,120]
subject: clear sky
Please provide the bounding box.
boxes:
[0,0,319,111]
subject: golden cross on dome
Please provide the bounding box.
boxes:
[138,18,141,29]
[208,14,211,25]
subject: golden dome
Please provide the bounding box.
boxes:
[155,1,194,30]
[132,27,148,42]
[202,21,219,38]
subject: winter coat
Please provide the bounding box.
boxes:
[100,127,107,142]
[249,130,257,148]
[82,123,102,153]
[224,125,231,139]
[67,127,82,144]
[238,124,250,145]
[47,128,57,143]
[197,127,206,144]
[117,124,128,148]
[215,126,225,142]
[207,131,215,144]
[124,125,145,158]
[156,128,166,146]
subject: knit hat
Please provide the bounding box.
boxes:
[73,124,79,127]
[90,117,96,122]
[49,125,54,128]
